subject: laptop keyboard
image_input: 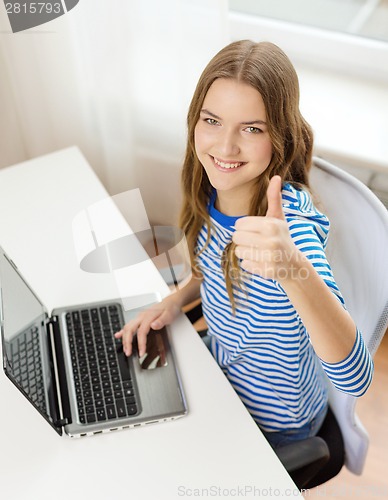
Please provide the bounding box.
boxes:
[10,325,46,408]
[66,305,138,425]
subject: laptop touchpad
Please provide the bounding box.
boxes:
[138,329,168,370]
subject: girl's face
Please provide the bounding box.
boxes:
[194,78,273,215]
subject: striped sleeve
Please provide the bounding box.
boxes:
[285,215,344,305]
[320,328,374,397]
[287,218,374,396]
[282,186,374,397]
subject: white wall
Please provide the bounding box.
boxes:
[0,0,229,226]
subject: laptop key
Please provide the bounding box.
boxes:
[127,405,137,416]
[117,351,131,381]
[87,414,96,423]
[116,399,127,418]
[82,382,91,391]
[124,388,134,398]
[81,309,90,317]
[96,408,107,421]
[106,405,117,419]
[100,306,109,325]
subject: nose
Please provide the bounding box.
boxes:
[216,128,240,158]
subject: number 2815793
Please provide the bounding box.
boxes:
[5,3,62,15]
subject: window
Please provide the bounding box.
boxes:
[228,0,388,203]
[229,0,388,82]
[229,0,388,42]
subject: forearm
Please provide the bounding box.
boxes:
[281,252,357,364]
[165,274,202,310]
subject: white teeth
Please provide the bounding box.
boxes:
[213,157,243,169]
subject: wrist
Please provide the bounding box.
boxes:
[277,249,310,286]
[163,293,183,310]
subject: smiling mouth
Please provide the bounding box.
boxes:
[211,156,246,170]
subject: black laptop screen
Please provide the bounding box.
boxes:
[0,250,61,433]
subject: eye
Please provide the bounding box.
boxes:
[244,126,263,134]
[204,118,220,126]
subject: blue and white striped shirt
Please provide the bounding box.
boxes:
[197,183,374,432]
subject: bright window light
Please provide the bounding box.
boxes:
[229,0,388,43]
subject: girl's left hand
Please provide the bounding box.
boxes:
[232,176,300,282]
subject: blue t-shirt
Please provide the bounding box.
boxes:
[196,183,373,432]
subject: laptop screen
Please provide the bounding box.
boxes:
[0,249,62,433]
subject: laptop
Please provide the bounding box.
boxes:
[0,246,187,437]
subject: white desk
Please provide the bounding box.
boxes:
[0,148,300,499]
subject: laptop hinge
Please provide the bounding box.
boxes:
[47,317,72,426]
[56,418,70,426]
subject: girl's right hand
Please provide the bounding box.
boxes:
[114,296,181,358]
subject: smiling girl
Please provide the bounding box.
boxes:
[116,40,373,448]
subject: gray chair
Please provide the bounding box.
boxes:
[297,156,388,484]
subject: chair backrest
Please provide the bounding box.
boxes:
[309,157,388,475]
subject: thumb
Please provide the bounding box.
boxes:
[266,175,285,220]
[150,311,169,330]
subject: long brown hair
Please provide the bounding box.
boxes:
[179,40,313,310]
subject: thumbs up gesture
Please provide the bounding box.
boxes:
[233,176,298,282]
